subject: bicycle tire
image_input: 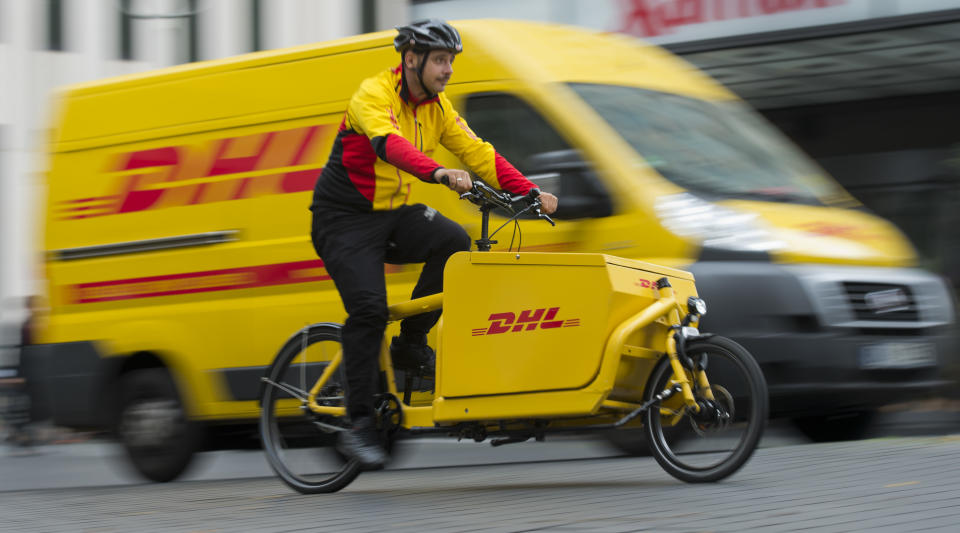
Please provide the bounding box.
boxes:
[643,336,768,483]
[259,323,361,494]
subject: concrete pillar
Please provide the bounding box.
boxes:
[376,0,409,31]
[74,0,115,79]
[263,0,361,50]
[201,0,252,60]
[128,0,194,66]
[1,0,38,309]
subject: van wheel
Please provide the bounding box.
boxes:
[792,410,876,442]
[118,368,201,482]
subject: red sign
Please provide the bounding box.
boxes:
[620,0,845,37]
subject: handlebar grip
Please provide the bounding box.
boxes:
[526,188,541,206]
[439,175,450,186]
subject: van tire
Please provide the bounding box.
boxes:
[117,368,201,482]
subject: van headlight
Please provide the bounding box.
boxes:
[654,193,784,252]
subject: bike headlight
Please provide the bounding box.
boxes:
[654,193,784,252]
[687,296,707,316]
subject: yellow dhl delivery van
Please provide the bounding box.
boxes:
[26,20,955,481]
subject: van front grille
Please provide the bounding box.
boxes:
[842,282,918,322]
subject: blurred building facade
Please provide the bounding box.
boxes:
[1,0,958,328]
[0,0,404,326]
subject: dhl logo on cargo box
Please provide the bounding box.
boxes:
[58,124,334,219]
[471,307,580,336]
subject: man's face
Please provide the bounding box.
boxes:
[408,50,455,94]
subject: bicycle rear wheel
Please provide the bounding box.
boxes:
[643,336,768,483]
[259,323,361,494]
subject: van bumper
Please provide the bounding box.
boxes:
[733,333,954,416]
[688,260,958,418]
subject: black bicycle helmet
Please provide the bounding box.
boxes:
[394,19,463,54]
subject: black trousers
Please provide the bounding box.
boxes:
[311,204,470,421]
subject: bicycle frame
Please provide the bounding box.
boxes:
[302,275,714,431]
[303,292,443,427]
[297,179,715,432]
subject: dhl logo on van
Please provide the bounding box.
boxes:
[796,221,877,240]
[471,307,580,336]
[58,124,334,219]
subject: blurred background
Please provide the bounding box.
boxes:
[2,0,959,329]
[1,0,959,453]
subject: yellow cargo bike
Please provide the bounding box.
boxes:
[259,180,769,493]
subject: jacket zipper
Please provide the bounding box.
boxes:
[413,107,423,151]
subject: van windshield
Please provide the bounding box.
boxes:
[569,83,845,206]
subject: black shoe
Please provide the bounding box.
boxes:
[390,336,436,379]
[336,417,387,470]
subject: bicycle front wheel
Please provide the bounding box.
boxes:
[643,336,768,483]
[259,323,361,494]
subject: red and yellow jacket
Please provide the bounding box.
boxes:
[311,65,535,212]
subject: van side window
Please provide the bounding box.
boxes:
[464,93,612,219]
[464,94,568,168]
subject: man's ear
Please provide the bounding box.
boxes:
[402,50,420,70]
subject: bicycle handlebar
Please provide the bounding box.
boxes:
[441,176,554,226]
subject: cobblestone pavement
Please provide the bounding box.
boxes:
[2,434,959,532]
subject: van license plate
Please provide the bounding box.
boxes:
[859,343,937,369]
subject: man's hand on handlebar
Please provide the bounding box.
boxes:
[434,168,473,194]
[439,173,558,216]
[538,191,558,215]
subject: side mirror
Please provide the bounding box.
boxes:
[522,150,613,219]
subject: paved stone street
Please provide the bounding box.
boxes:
[2,433,960,532]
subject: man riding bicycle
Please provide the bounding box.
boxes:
[309,19,558,469]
